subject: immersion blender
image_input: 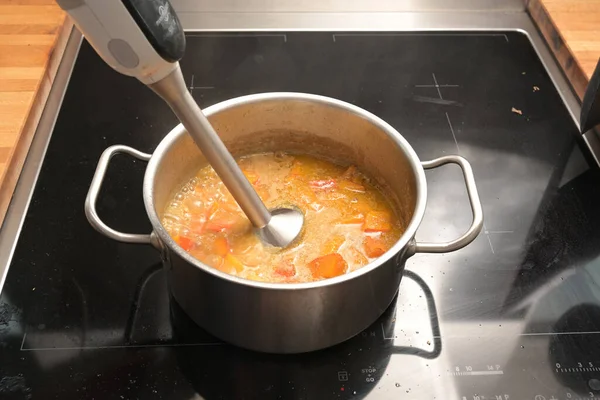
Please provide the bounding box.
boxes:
[57,0,304,247]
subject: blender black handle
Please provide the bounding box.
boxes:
[56,0,184,84]
[120,0,185,62]
[581,58,600,133]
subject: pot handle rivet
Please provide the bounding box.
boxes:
[413,155,484,254]
[85,145,153,245]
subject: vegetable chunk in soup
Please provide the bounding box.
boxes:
[161,153,403,283]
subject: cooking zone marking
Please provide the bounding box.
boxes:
[482,222,514,255]
[188,74,214,94]
[413,71,517,256]
[414,73,460,101]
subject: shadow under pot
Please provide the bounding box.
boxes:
[84,92,483,354]
[169,269,442,399]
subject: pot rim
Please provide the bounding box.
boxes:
[144,92,427,290]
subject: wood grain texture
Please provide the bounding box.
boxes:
[528,0,600,100]
[0,1,69,226]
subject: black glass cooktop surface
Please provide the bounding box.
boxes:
[2,31,600,400]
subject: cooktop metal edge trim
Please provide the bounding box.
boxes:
[0,12,592,295]
[0,27,82,293]
[170,0,526,13]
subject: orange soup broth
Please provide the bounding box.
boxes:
[161,153,404,283]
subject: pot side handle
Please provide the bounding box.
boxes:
[413,155,484,254]
[85,145,154,245]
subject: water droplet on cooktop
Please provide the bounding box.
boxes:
[589,379,600,391]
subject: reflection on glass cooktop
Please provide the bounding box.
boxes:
[2,31,600,400]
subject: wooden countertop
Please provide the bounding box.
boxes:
[0,1,70,225]
[0,1,599,227]
[528,0,600,100]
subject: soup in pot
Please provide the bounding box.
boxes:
[161,153,403,283]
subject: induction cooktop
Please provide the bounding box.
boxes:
[1,26,600,400]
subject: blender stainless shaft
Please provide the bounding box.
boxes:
[149,66,272,229]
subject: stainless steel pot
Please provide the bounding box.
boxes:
[85,92,483,354]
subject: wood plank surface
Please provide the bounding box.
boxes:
[528,0,600,100]
[0,0,69,226]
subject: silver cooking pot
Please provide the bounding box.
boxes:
[85,93,483,354]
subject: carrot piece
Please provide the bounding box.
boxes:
[363,211,392,232]
[213,237,230,257]
[308,253,348,279]
[323,235,346,254]
[364,237,387,258]
[174,235,195,251]
[274,260,296,277]
[338,180,365,193]
[223,253,244,273]
[339,212,365,225]
[309,179,336,190]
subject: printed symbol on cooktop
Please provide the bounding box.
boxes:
[188,74,215,94]
[414,73,459,101]
[338,371,349,381]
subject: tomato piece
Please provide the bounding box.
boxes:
[309,179,336,190]
[339,212,365,225]
[363,211,392,232]
[174,235,195,251]
[339,180,366,193]
[308,253,348,279]
[223,253,244,273]
[364,237,387,258]
[213,237,230,257]
[323,235,346,254]
[274,260,296,277]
